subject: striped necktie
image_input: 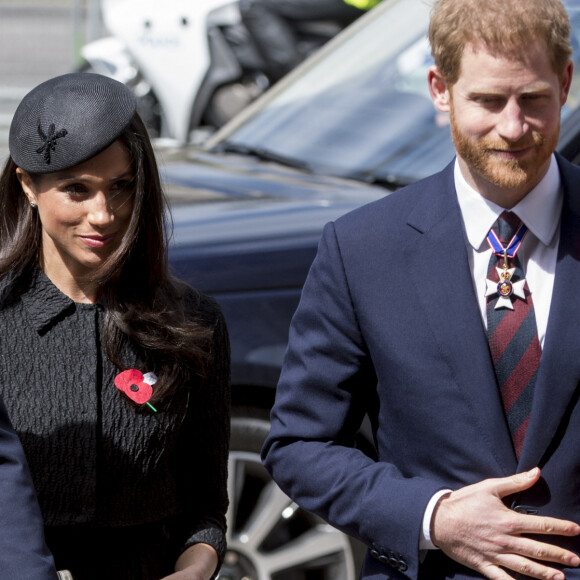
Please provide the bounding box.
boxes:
[486,211,541,459]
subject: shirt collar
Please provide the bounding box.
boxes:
[455,154,562,250]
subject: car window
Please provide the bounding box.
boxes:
[216,0,580,185]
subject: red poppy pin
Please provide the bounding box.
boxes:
[114,369,158,412]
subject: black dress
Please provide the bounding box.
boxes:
[0,266,230,580]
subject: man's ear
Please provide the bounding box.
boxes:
[15,168,38,206]
[560,59,574,106]
[428,66,451,112]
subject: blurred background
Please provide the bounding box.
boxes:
[0,0,365,162]
[0,0,102,161]
[5,4,580,580]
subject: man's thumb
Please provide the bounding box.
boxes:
[498,467,541,498]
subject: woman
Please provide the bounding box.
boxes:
[0,73,230,580]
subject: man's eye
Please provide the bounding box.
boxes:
[522,94,545,102]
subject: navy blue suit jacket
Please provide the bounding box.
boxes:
[262,155,580,579]
[0,394,57,579]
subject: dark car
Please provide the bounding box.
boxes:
[161,1,580,578]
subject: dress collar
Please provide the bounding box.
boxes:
[22,266,76,333]
[455,154,562,250]
[1,264,99,334]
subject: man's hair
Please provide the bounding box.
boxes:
[428,0,572,84]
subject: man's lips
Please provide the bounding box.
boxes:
[488,146,534,160]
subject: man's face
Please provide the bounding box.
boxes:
[430,40,572,207]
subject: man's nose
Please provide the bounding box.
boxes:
[496,98,529,142]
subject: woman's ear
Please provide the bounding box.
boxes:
[15,168,38,206]
[428,66,451,112]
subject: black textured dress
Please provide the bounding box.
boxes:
[0,266,230,580]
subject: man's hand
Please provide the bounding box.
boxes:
[431,468,580,580]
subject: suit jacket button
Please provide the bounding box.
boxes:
[370,549,380,559]
[398,559,408,572]
[513,505,538,515]
[378,555,389,564]
[388,556,399,568]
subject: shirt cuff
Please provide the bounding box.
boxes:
[420,489,452,550]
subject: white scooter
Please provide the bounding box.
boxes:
[81,0,269,144]
[80,0,339,144]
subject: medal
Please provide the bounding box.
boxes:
[485,221,528,310]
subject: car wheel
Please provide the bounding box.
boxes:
[222,414,362,580]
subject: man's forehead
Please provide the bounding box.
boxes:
[455,39,557,84]
[461,39,547,65]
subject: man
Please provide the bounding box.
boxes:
[0,395,58,579]
[261,0,580,579]
[239,0,381,83]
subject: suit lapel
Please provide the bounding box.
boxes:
[519,156,580,469]
[403,162,517,474]
[399,156,580,473]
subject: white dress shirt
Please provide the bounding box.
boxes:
[455,155,562,346]
[420,155,563,550]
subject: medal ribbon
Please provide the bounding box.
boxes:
[486,221,528,259]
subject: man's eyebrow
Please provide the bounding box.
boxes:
[465,82,553,96]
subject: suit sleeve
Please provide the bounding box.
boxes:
[262,221,443,579]
[0,394,58,580]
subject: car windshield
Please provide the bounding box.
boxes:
[214,0,580,185]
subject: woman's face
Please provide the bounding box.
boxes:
[17,140,134,283]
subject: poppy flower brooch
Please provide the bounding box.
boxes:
[114,369,158,412]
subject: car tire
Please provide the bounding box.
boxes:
[222,412,364,580]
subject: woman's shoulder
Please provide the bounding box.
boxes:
[0,264,36,307]
[173,280,230,359]
[0,272,13,305]
[173,278,224,325]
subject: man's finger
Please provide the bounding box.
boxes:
[495,553,567,580]
[492,467,541,499]
[517,515,580,538]
[508,536,580,565]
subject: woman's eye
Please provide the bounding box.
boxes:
[64,184,87,196]
[111,180,135,195]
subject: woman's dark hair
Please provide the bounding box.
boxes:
[0,112,214,402]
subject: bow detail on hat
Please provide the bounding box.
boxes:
[36,122,68,164]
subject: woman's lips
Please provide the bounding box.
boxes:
[79,234,115,248]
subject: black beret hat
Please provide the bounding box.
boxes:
[9,72,137,174]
